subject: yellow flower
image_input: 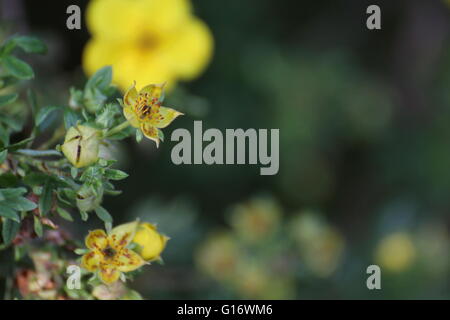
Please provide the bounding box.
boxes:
[132,223,169,261]
[81,221,146,284]
[230,197,281,243]
[195,232,239,281]
[61,125,101,168]
[83,0,213,91]
[122,82,183,146]
[375,232,416,272]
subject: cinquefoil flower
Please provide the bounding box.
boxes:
[83,0,213,90]
[123,82,183,146]
[81,222,146,284]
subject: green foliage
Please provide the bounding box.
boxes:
[0,35,134,247]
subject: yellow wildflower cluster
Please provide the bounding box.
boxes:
[81,221,168,284]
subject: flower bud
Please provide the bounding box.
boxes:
[76,184,103,213]
[61,125,101,168]
[132,223,169,261]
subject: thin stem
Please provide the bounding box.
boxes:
[15,149,61,157]
[103,120,131,138]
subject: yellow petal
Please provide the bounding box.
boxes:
[99,266,121,284]
[109,221,139,250]
[123,82,138,108]
[86,0,142,41]
[162,17,213,80]
[139,83,166,102]
[81,250,103,272]
[149,106,183,129]
[133,223,169,261]
[140,123,160,147]
[114,248,146,272]
[123,106,140,128]
[85,229,108,250]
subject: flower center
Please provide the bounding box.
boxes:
[137,34,158,51]
[102,246,116,258]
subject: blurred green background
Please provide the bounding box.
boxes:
[1,0,449,299]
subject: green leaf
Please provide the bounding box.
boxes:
[158,129,165,142]
[74,248,88,255]
[3,137,34,152]
[0,172,19,187]
[2,218,20,245]
[36,106,60,126]
[0,39,16,56]
[95,206,112,223]
[56,207,73,222]
[39,179,53,215]
[136,129,143,143]
[0,187,26,200]
[3,55,34,79]
[70,167,78,179]
[0,93,18,107]
[80,210,89,221]
[85,66,112,91]
[0,76,19,89]
[0,203,20,221]
[27,89,38,117]
[0,150,7,163]
[33,215,43,237]
[13,36,47,54]
[63,108,81,129]
[10,197,37,211]
[104,169,128,181]
[24,172,51,186]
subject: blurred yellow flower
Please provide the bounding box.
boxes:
[81,222,146,284]
[230,197,281,243]
[375,232,416,272]
[83,0,213,91]
[196,232,239,281]
[289,212,345,278]
[123,82,183,146]
[132,222,169,261]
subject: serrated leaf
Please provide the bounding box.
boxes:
[3,55,34,79]
[39,179,53,215]
[0,93,18,107]
[95,206,112,223]
[2,218,20,245]
[56,207,73,222]
[36,106,60,126]
[13,36,47,54]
